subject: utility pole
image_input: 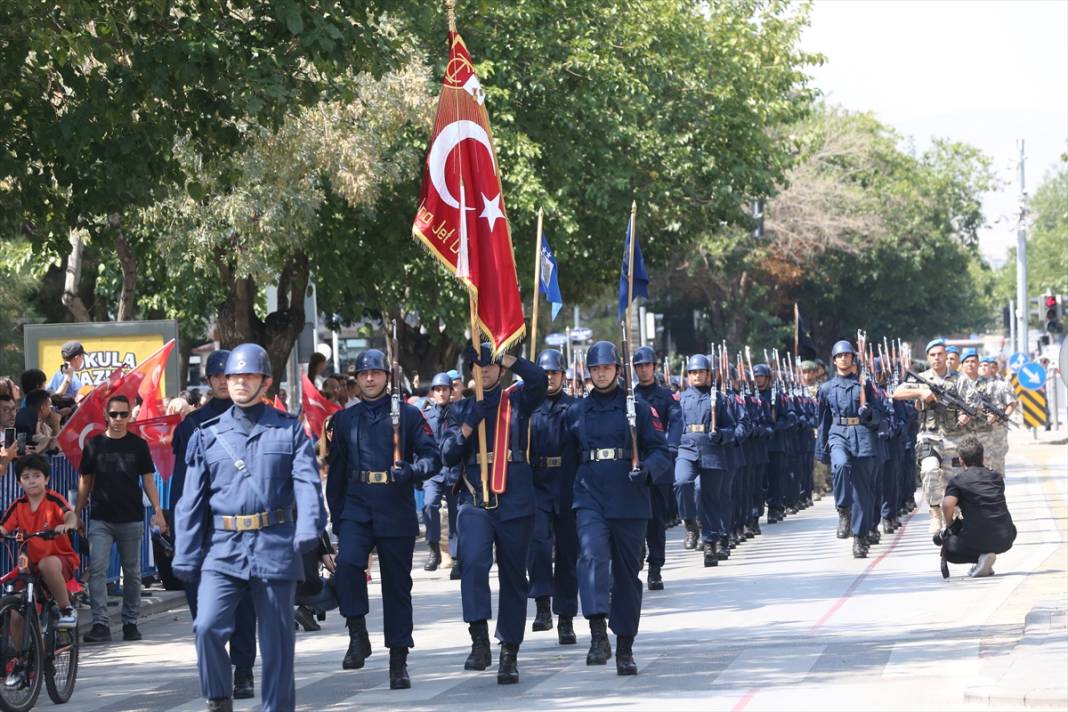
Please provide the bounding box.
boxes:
[1015,140,1029,355]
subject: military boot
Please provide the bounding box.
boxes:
[532,596,553,632]
[836,508,851,539]
[868,528,881,546]
[703,540,719,567]
[615,635,638,676]
[557,615,577,645]
[207,699,233,712]
[450,560,463,581]
[497,643,520,684]
[423,542,441,572]
[683,519,699,550]
[882,517,895,534]
[342,616,372,670]
[232,667,254,699]
[464,620,492,671]
[717,538,730,560]
[586,615,612,665]
[647,563,664,591]
[750,519,762,536]
[743,521,756,539]
[389,647,411,690]
[852,537,867,559]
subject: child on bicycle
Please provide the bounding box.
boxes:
[0,454,80,629]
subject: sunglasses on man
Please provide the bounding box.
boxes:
[107,411,131,419]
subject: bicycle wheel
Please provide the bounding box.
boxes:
[44,605,78,704]
[0,598,44,712]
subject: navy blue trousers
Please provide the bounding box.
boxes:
[830,449,876,536]
[527,504,579,617]
[675,459,728,541]
[644,484,671,566]
[457,504,533,645]
[422,479,459,557]
[334,519,415,649]
[195,571,294,711]
[576,509,645,637]
[185,574,256,670]
[764,451,786,511]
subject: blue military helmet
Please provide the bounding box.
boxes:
[961,348,978,362]
[686,354,711,372]
[752,363,772,377]
[205,350,232,377]
[430,372,452,389]
[632,346,656,366]
[538,349,566,372]
[225,343,271,377]
[586,340,619,368]
[830,340,856,358]
[354,349,388,373]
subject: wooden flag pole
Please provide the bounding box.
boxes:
[793,302,800,357]
[625,200,638,342]
[468,295,491,503]
[530,207,544,353]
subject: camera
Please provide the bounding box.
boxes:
[3,427,15,449]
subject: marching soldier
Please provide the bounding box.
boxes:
[422,372,461,574]
[564,341,671,675]
[442,344,547,685]
[753,364,792,524]
[816,340,883,558]
[527,349,579,644]
[173,344,327,712]
[979,356,1015,474]
[170,350,257,701]
[632,346,682,590]
[893,339,974,534]
[326,349,441,689]
[675,355,736,567]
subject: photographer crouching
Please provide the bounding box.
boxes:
[934,436,1016,579]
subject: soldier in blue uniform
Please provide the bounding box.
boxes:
[720,366,750,558]
[326,349,440,689]
[675,355,736,567]
[563,341,671,676]
[421,372,461,574]
[632,346,681,590]
[442,344,547,684]
[742,369,770,537]
[526,349,579,644]
[754,363,793,524]
[816,340,883,558]
[173,343,327,712]
[170,350,257,701]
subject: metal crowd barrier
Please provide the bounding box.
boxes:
[1,453,159,585]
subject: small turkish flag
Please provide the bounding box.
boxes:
[128,414,181,482]
[412,30,524,356]
[301,371,340,440]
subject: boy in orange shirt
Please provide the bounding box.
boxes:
[0,454,80,630]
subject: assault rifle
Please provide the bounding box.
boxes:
[619,324,640,470]
[386,319,403,462]
[905,370,981,419]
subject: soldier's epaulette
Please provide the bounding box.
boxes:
[194,413,225,431]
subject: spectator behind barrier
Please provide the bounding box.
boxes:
[49,341,86,400]
[15,389,58,455]
[0,393,17,470]
[934,436,1017,579]
[19,369,46,405]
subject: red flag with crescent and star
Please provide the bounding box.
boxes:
[412,30,525,356]
[301,371,340,440]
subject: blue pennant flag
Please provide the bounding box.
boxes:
[539,233,565,321]
[618,218,649,321]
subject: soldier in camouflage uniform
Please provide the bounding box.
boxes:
[978,356,1015,474]
[892,339,977,534]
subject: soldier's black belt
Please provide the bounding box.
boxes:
[214,509,292,532]
[534,456,563,468]
[467,450,526,466]
[581,448,627,462]
[686,424,707,433]
[359,470,393,484]
[837,417,861,426]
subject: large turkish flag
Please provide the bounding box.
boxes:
[412,31,525,356]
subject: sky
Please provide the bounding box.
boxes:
[801,0,1068,266]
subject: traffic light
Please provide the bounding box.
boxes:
[1044,294,1063,334]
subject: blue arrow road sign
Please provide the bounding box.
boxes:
[1008,352,1030,373]
[1017,361,1047,390]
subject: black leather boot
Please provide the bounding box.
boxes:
[717,538,730,560]
[532,596,553,632]
[557,615,577,645]
[232,667,254,699]
[464,620,492,670]
[882,517,895,534]
[496,643,519,684]
[683,519,699,549]
[207,699,233,712]
[450,560,463,581]
[423,542,441,571]
[389,647,411,689]
[586,615,612,665]
[836,508,851,539]
[868,528,881,545]
[852,537,867,559]
[703,540,719,567]
[615,635,638,676]
[342,616,372,670]
[647,563,664,591]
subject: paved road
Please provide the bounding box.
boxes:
[66,432,1066,711]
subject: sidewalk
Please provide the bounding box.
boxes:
[76,584,189,637]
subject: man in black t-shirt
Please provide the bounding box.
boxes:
[76,395,167,643]
[938,436,1016,579]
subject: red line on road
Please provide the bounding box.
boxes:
[731,507,919,711]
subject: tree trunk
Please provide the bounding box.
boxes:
[394,318,465,385]
[214,251,310,397]
[61,229,92,322]
[112,215,138,321]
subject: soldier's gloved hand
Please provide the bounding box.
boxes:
[463,399,491,429]
[858,404,872,421]
[707,430,724,445]
[392,460,415,484]
[761,426,774,440]
[172,566,199,583]
[464,343,483,368]
[627,463,650,485]
[294,534,320,554]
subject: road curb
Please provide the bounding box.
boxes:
[76,587,189,638]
